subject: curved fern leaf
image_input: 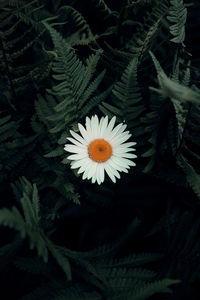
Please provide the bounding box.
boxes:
[178,154,200,198]
[43,22,107,140]
[116,278,181,300]
[100,57,145,130]
[167,0,187,44]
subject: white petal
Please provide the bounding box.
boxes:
[85,117,92,136]
[113,146,136,154]
[122,158,136,166]
[109,156,128,173]
[71,159,87,169]
[112,138,134,149]
[89,116,94,135]
[85,116,91,127]
[70,130,87,145]
[82,168,90,180]
[113,156,136,168]
[100,116,108,137]
[112,156,135,168]
[107,162,120,179]
[78,123,91,143]
[82,172,87,180]
[107,116,116,132]
[117,153,137,159]
[97,177,101,185]
[67,153,88,160]
[122,142,137,147]
[108,123,122,139]
[92,172,97,183]
[96,166,102,185]
[67,137,86,148]
[108,123,126,141]
[94,116,99,138]
[98,164,105,183]
[77,158,91,174]
[99,116,104,128]
[82,160,94,179]
[64,144,87,154]
[105,164,116,183]
[87,162,98,179]
[111,133,132,145]
[91,115,100,138]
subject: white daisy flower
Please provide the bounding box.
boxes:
[64,115,137,185]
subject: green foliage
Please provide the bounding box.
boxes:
[0,177,72,279]
[91,0,119,19]
[102,0,169,63]
[149,51,200,197]
[36,22,111,170]
[113,279,181,300]
[0,177,48,262]
[33,92,81,203]
[0,0,52,107]
[150,59,200,105]
[43,22,108,129]
[100,57,145,129]
[104,252,163,268]
[1,0,200,299]
[0,114,36,182]
[81,249,179,300]
[59,5,96,46]
[167,0,187,44]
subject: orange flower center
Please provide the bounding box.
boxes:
[88,139,112,162]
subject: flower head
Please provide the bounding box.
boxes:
[64,115,137,184]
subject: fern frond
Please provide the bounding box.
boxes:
[35,94,56,129]
[149,50,165,74]
[58,5,94,44]
[106,252,163,268]
[85,49,103,78]
[63,182,80,205]
[32,183,40,223]
[45,240,72,280]
[100,57,145,129]
[0,177,76,278]
[150,51,200,148]
[178,155,200,198]
[167,0,187,44]
[39,22,109,168]
[53,288,102,300]
[99,266,156,281]
[0,0,51,108]
[0,114,35,181]
[182,61,191,86]
[152,72,200,104]
[78,69,106,110]
[80,86,112,118]
[116,278,181,300]
[0,207,27,237]
[0,178,48,262]
[44,22,106,127]
[21,281,102,300]
[131,18,162,61]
